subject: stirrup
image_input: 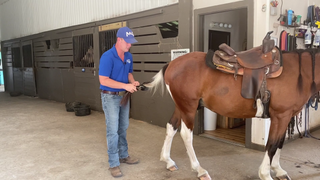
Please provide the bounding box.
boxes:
[255,99,264,118]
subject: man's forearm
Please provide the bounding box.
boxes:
[128,73,135,83]
[99,76,126,89]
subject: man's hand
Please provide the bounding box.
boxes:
[124,83,137,93]
[131,81,140,86]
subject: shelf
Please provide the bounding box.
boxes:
[280,22,300,28]
[279,13,301,28]
[285,24,300,27]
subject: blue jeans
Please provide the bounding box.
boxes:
[101,93,130,168]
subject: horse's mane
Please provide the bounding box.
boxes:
[282,48,318,95]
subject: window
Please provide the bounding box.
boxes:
[12,47,22,68]
[22,45,33,67]
[73,34,94,67]
[99,29,117,57]
[158,21,178,38]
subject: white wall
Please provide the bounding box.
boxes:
[203,9,247,52]
[0,0,178,41]
[253,0,269,46]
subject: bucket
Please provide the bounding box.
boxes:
[65,102,82,112]
[74,104,91,116]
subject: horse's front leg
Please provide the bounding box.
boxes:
[180,120,211,180]
[271,148,291,180]
[259,116,291,180]
[259,136,290,180]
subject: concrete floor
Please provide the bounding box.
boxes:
[0,91,320,180]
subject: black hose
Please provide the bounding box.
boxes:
[295,113,303,138]
[304,103,320,140]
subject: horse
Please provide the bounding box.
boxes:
[140,35,320,180]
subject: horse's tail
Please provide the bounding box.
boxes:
[142,64,169,95]
[120,64,168,106]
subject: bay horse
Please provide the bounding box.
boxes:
[141,37,320,179]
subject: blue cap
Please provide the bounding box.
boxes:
[116,27,138,44]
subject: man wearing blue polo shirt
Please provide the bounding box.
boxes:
[99,27,140,178]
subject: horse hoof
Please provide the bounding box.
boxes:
[167,165,178,171]
[198,173,211,180]
[276,175,291,180]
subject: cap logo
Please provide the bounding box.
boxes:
[126,32,134,37]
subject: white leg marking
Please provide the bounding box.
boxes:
[259,151,273,180]
[180,121,209,178]
[160,123,177,169]
[271,149,288,177]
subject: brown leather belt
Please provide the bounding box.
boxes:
[101,90,126,96]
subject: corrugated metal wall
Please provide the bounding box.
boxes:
[0,0,178,41]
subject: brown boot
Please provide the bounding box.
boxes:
[109,166,123,178]
[120,156,139,164]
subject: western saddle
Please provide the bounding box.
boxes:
[206,31,283,117]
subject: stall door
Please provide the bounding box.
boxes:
[12,44,23,93]
[72,27,101,110]
[1,46,14,92]
[22,42,37,96]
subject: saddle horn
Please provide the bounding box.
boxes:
[262,31,275,53]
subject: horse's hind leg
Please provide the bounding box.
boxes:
[180,114,211,180]
[160,107,181,171]
[259,115,291,180]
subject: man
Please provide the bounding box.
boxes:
[99,26,140,178]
